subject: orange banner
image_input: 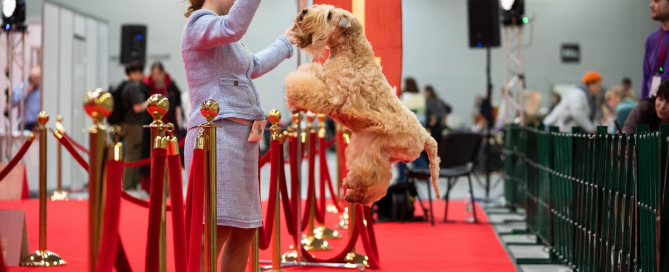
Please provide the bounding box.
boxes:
[312,0,403,95]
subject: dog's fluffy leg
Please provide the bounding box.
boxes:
[285,63,332,114]
[424,136,441,199]
[342,132,392,206]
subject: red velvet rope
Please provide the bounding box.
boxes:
[115,239,133,272]
[278,145,296,236]
[356,204,380,269]
[62,132,89,154]
[187,148,205,272]
[123,157,151,168]
[183,159,195,262]
[144,148,167,272]
[318,136,330,220]
[307,132,325,224]
[324,138,335,149]
[0,134,34,182]
[299,205,361,263]
[338,131,348,199]
[167,154,187,272]
[287,137,303,248]
[55,133,90,170]
[258,150,271,168]
[257,138,280,250]
[95,160,124,272]
[120,191,172,211]
[319,149,341,212]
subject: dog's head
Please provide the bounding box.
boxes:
[293,5,360,57]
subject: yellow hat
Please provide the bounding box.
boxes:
[582,71,602,84]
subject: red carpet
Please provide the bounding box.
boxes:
[0,199,514,271]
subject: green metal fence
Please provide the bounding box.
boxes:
[503,124,669,271]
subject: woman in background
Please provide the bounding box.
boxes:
[424,85,451,144]
[623,80,669,133]
[604,86,637,133]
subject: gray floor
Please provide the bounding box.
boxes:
[64,150,572,271]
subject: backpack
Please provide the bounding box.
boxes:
[106,81,130,125]
[373,182,418,222]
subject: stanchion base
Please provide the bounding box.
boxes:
[344,252,370,268]
[281,248,306,262]
[336,210,349,229]
[326,203,339,213]
[301,235,332,251]
[314,225,342,239]
[20,250,67,266]
[50,191,69,201]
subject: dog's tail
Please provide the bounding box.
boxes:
[424,136,441,200]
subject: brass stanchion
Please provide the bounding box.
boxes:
[200,100,219,272]
[145,94,169,272]
[340,129,369,268]
[336,126,350,230]
[282,114,305,263]
[268,110,287,272]
[51,115,69,201]
[20,112,66,267]
[301,112,331,251]
[82,89,113,272]
[314,114,341,240]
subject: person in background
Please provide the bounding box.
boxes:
[396,77,428,183]
[401,77,426,125]
[642,0,669,99]
[605,86,638,133]
[424,85,451,144]
[10,66,41,131]
[143,62,183,128]
[621,77,638,101]
[543,71,602,133]
[623,80,669,133]
[549,92,561,112]
[121,61,149,191]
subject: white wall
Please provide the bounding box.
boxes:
[29,0,659,127]
[41,1,108,191]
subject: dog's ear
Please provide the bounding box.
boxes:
[338,16,352,29]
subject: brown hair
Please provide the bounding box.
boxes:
[424,85,438,99]
[403,77,419,94]
[185,0,204,17]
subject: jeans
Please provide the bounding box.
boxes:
[396,151,430,183]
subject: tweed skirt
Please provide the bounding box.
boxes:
[184,119,262,228]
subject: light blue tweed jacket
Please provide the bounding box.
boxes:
[181,0,293,130]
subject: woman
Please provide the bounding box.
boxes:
[424,85,451,143]
[401,77,426,125]
[604,86,637,133]
[181,0,295,270]
[623,80,669,133]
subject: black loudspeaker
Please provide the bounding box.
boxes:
[467,0,500,48]
[120,25,147,64]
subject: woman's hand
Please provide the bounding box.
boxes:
[284,23,297,44]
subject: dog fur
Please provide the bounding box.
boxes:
[285,5,441,206]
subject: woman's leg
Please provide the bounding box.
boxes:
[201,226,232,271]
[220,227,256,272]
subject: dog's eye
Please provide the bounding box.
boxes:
[327,12,332,20]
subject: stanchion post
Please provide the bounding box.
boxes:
[20,112,67,267]
[302,112,331,251]
[268,110,287,272]
[336,126,350,230]
[200,100,219,272]
[315,114,341,239]
[51,115,69,201]
[82,89,113,272]
[340,130,369,268]
[145,94,169,272]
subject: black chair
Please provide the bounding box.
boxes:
[406,132,482,225]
